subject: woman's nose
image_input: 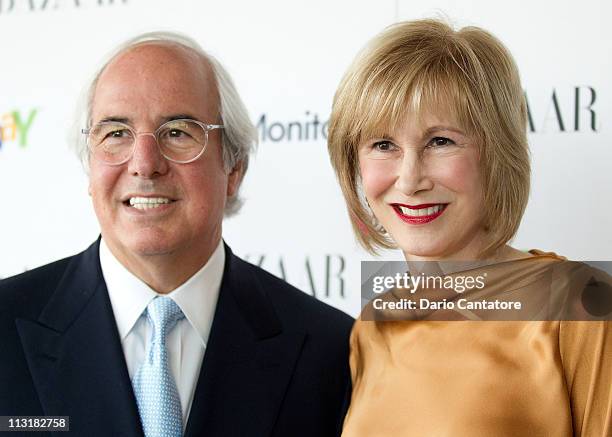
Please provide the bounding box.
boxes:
[394,149,433,196]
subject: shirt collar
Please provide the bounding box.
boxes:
[100,238,225,347]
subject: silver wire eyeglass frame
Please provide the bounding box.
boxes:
[81,118,224,165]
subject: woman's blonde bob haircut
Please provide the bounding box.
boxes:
[328,19,530,256]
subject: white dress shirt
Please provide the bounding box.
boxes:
[100,238,224,428]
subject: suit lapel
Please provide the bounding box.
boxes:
[184,245,306,437]
[16,241,304,437]
[16,241,143,437]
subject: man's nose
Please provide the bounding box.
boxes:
[127,133,169,177]
[394,148,433,196]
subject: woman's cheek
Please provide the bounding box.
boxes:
[435,153,481,193]
[359,159,396,199]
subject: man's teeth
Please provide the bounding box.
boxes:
[129,197,171,210]
[399,204,444,216]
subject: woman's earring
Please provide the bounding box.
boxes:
[366,202,388,235]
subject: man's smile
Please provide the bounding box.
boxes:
[127,196,174,210]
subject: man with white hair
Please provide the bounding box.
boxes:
[0,33,352,437]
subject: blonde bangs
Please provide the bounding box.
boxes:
[404,66,482,141]
[342,47,484,149]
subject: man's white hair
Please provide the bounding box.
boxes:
[71,31,258,216]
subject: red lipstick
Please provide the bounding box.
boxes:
[391,203,447,225]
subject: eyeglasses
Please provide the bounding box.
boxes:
[81,119,224,165]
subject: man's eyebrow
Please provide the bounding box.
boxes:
[96,114,201,125]
[98,116,129,124]
[161,114,200,123]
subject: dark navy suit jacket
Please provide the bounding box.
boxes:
[0,240,353,436]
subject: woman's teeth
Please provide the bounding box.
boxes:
[399,204,444,216]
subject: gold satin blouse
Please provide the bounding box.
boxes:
[342,252,612,437]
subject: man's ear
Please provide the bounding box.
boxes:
[226,160,245,198]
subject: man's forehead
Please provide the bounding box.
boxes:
[103,41,211,76]
[90,41,219,123]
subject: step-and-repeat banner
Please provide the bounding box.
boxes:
[1,0,610,316]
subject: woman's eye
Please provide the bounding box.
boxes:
[428,137,454,147]
[372,141,395,151]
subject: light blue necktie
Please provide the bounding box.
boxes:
[132,296,185,437]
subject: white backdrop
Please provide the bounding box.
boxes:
[0,0,610,317]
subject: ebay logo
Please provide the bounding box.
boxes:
[0,109,38,150]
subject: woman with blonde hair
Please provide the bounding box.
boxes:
[328,19,611,436]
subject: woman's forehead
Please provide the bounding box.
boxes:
[360,106,467,140]
[358,80,474,134]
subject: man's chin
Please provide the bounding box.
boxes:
[131,243,176,257]
[127,236,181,257]
[104,230,181,259]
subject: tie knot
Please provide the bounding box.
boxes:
[146,296,185,338]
